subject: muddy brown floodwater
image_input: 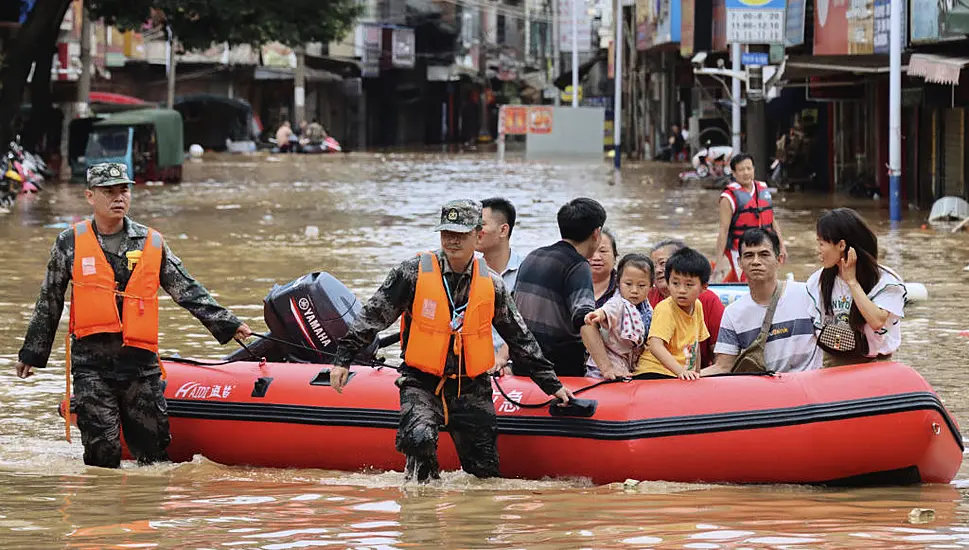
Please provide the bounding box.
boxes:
[1,152,968,548]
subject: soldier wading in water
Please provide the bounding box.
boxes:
[331,199,573,482]
[14,163,252,468]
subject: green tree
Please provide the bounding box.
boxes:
[0,0,361,155]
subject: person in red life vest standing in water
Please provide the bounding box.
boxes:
[329,199,573,483]
[13,163,252,469]
[713,153,787,283]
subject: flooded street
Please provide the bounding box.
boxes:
[1,152,969,548]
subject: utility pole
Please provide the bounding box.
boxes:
[553,0,560,106]
[77,3,91,117]
[525,0,530,66]
[730,42,741,153]
[745,45,768,179]
[888,0,902,221]
[166,26,176,109]
[294,46,306,125]
[478,5,490,141]
[613,0,622,168]
[570,0,578,107]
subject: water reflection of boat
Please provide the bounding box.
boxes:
[127,360,961,486]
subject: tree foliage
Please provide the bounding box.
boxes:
[87,0,362,51]
[0,0,362,152]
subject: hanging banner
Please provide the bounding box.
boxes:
[391,27,415,68]
[681,0,696,56]
[813,0,849,54]
[362,24,382,77]
[873,0,906,54]
[785,0,805,46]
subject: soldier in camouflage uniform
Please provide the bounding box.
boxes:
[330,199,573,482]
[14,163,252,468]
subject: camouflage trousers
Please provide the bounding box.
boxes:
[395,371,499,482]
[73,372,171,468]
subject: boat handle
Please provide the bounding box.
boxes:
[251,377,274,398]
[310,369,356,387]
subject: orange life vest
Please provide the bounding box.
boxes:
[725,180,775,251]
[403,252,495,378]
[69,220,164,353]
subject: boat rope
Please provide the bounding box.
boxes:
[159,332,396,370]
[161,333,622,406]
[490,370,623,408]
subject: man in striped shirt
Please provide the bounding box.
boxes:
[706,228,821,374]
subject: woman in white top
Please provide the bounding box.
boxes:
[806,208,906,365]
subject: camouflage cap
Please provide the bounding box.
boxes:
[434,199,483,233]
[86,163,134,188]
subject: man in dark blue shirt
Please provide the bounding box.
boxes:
[514,198,612,377]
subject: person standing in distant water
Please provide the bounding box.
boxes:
[713,153,787,283]
[275,121,293,152]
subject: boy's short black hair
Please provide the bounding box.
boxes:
[557,198,607,242]
[739,228,781,257]
[481,197,517,237]
[664,247,711,285]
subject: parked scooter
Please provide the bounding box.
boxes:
[5,136,47,192]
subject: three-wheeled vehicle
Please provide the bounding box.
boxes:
[84,108,184,183]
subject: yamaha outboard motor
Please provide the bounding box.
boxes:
[227,272,378,363]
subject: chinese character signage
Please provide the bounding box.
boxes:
[785,0,805,46]
[558,0,593,52]
[502,106,529,135]
[653,0,682,46]
[362,24,382,78]
[391,27,415,68]
[814,0,848,54]
[529,107,553,134]
[726,0,786,44]
[712,0,727,51]
[815,0,874,55]
[873,0,906,54]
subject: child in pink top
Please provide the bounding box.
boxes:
[583,254,654,378]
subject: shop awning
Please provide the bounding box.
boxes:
[908,53,969,85]
[781,54,910,80]
[254,66,343,82]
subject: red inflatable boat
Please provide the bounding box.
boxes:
[127,360,961,485]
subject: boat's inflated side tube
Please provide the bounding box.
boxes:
[226,272,377,363]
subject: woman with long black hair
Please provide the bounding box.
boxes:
[806,208,906,364]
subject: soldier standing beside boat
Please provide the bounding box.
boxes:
[13,163,252,469]
[330,199,573,483]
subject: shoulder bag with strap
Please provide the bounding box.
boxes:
[731,280,786,374]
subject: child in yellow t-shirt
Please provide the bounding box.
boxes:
[634,247,711,380]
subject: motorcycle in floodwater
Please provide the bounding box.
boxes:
[679,145,733,185]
